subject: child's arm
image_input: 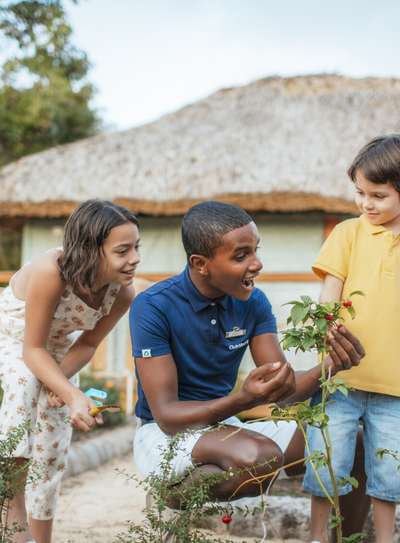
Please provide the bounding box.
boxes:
[23,257,97,431]
[319,273,344,303]
[58,284,134,378]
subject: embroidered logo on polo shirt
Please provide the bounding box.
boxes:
[142,349,152,358]
[225,326,246,339]
[228,339,249,350]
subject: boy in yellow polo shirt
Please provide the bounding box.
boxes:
[304,134,400,543]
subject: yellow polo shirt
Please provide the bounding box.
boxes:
[313,216,400,397]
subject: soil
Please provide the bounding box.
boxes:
[53,454,304,543]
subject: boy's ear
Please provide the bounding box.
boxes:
[189,254,209,275]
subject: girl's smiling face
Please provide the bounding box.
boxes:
[97,222,140,286]
[354,170,400,232]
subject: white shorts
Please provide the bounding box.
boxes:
[134,415,298,478]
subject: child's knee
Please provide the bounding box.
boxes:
[229,436,284,473]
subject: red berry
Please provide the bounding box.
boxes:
[325,313,334,321]
[222,514,232,524]
[342,300,352,308]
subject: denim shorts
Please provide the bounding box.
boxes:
[303,389,400,502]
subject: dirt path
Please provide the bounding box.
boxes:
[53,454,303,543]
[54,455,145,542]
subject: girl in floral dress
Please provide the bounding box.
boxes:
[0,200,140,543]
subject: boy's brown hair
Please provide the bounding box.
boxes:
[348,134,400,192]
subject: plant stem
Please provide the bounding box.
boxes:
[319,339,342,543]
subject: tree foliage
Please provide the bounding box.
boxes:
[0,0,100,166]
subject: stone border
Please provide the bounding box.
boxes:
[63,422,135,479]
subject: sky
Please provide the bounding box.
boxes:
[66,0,400,131]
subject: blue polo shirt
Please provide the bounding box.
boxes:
[129,267,277,420]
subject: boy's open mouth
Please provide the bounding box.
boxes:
[241,277,255,290]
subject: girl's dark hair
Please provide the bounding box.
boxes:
[58,199,139,298]
[182,201,253,260]
[348,134,400,192]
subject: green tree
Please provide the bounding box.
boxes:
[0,0,100,166]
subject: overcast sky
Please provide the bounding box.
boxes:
[67,0,400,131]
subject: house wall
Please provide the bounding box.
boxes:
[22,220,64,263]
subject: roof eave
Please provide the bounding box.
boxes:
[0,192,358,218]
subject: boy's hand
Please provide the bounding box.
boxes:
[241,361,296,406]
[326,325,365,372]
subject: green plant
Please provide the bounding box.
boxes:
[272,292,364,543]
[0,421,42,543]
[376,448,400,469]
[114,432,255,543]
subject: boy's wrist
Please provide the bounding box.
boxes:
[234,388,257,411]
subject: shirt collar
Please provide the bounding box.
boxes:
[360,214,387,235]
[182,266,229,312]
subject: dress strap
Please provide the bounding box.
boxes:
[102,284,121,316]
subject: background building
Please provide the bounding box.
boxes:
[1,74,399,411]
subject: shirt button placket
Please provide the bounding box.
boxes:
[209,306,219,343]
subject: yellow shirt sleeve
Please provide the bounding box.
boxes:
[312,220,355,281]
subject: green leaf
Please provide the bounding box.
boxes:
[338,475,359,489]
[281,336,300,350]
[302,336,316,350]
[343,533,366,543]
[290,304,309,326]
[315,318,328,334]
[300,295,312,305]
[329,513,343,529]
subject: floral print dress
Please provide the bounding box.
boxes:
[0,281,120,520]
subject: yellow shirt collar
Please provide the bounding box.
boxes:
[360,214,387,235]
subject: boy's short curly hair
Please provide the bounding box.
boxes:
[181,201,253,261]
[348,134,400,191]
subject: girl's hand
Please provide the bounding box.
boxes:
[69,390,103,432]
[46,388,65,408]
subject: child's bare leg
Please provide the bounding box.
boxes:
[372,497,396,543]
[4,458,33,543]
[310,495,331,543]
[29,517,53,543]
[335,430,370,540]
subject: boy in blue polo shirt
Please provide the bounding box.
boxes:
[130,201,367,529]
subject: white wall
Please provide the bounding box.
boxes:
[22,220,64,263]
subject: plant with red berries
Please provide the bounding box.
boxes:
[221,513,232,524]
[280,291,362,354]
[275,291,364,543]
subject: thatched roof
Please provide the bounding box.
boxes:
[1,74,400,218]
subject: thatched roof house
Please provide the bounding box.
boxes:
[2,73,400,397]
[1,73,400,218]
